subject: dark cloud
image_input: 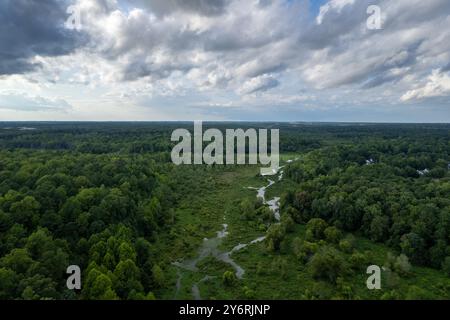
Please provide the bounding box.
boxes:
[131,0,228,16]
[0,0,86,75]
[121,60,194,81]
[245,63,287,78]
[361,45,420,89]
[441,63,450,72]
[361,72,399,89]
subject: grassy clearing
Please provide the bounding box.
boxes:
[155,158,450,300]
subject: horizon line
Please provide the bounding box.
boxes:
[1,120,450,125]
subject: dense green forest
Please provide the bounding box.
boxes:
[0,122,449,300]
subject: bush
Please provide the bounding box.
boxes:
[339,239,353,253]
[281,214,295,233]
[239,199,256,221]
[292,237,305,261]
[308,246,347,283]
[285,206,302,223]
[271,257,289,280]
[151,264,165,288]
[380,290,401,300]
[222,271,237,286]
[306,218,328,241]
[266,223,286,252]
[324,226,342,244]
[349,252,368,270]
[243,286,256,299]
[405,286,433,300]
[394,254,412,277]
[292,239,319,264]
[383,252,396,270]
[384,253,412,277]
[258,206,275,223]
[400,232,426,265]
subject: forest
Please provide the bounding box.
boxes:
[0,122,449,300]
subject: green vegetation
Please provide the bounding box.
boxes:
[0,122,449,300]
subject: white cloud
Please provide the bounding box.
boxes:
[401,69,450,101]
[1,0,450,120]
[238,75,280,95]
[0,91,72,112]
[316,0,355,24]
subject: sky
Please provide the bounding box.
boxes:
[0,0,450,122]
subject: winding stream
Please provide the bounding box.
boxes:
[172,160,296,300]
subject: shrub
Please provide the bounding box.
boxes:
[308,246,347,283]
[281,214,295,233]
[405,286,433,300]
[243,286,256,299]
[339,239,352,253]
[151,264,165,288]
[324,226,342,244]
[349,252,368,270]
[394,254,412,277]
[271,257,289,280]
[306,218,328,241]
[265,223,286,252]
[222,271,237,286]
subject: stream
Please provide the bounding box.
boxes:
[172,160,297,300]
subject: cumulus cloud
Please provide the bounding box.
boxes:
[61,0,302,92]
[1,0,450,119]
[300,0,450,98]
[238,75,280,95]
[78,0,450,97]
[401,70,450,101]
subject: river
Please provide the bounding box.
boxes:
[172,160,296,300]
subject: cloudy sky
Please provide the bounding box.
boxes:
[1,0,450,122]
